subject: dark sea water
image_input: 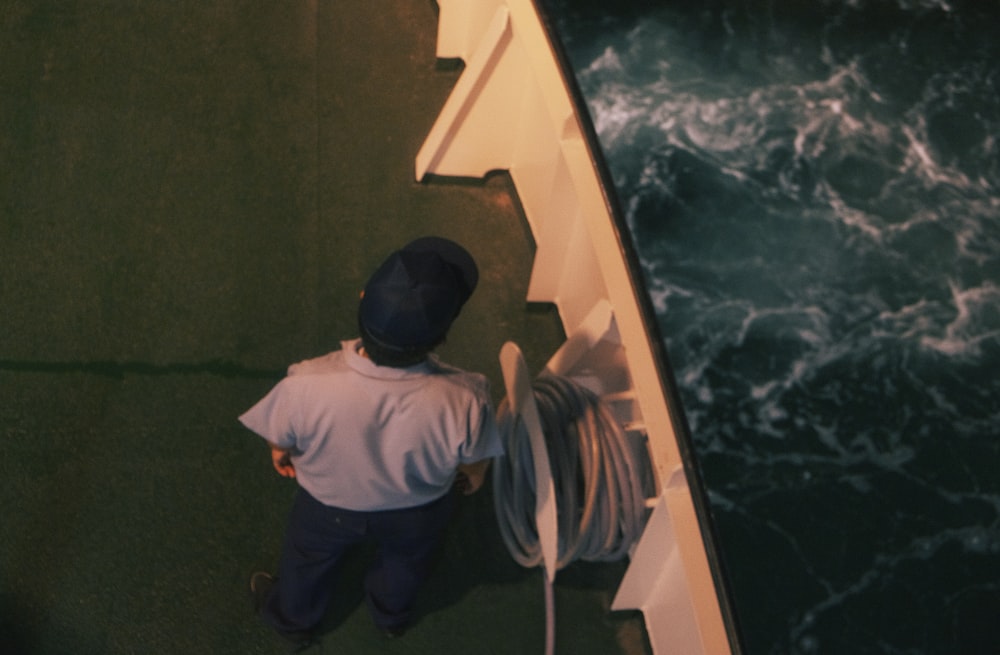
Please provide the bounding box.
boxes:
[539,1,1000,653]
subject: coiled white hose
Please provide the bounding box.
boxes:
[493,373,647,653]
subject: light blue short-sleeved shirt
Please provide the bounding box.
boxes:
[239,339,502,511]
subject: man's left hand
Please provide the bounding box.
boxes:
[270,446,296,478]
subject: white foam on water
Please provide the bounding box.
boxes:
[559,4,1000,650]
[919,280,1000,358]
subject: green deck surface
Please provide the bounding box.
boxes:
[1,2,650,653]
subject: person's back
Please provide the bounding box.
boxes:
[245,340,496,510]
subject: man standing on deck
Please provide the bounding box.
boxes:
[241,236,500,648]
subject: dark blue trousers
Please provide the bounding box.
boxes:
[262,487,455,637]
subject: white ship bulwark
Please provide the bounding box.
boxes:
[417,1,742,653]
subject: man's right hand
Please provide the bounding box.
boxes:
[456,459,490,495]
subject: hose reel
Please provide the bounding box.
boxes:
[493,342,648,654]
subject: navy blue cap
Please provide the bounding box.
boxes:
[358,237,478,351]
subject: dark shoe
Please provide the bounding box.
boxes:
[250,572,317,651]
[383,624,407,639]
[283,631,318,652]
[249,571,275,615]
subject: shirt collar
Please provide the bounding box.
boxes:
[342,338,434,379]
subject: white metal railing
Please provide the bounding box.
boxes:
[417,2,732,653]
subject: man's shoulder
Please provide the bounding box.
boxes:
[426,357,491,397]
[286,349,348,377]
